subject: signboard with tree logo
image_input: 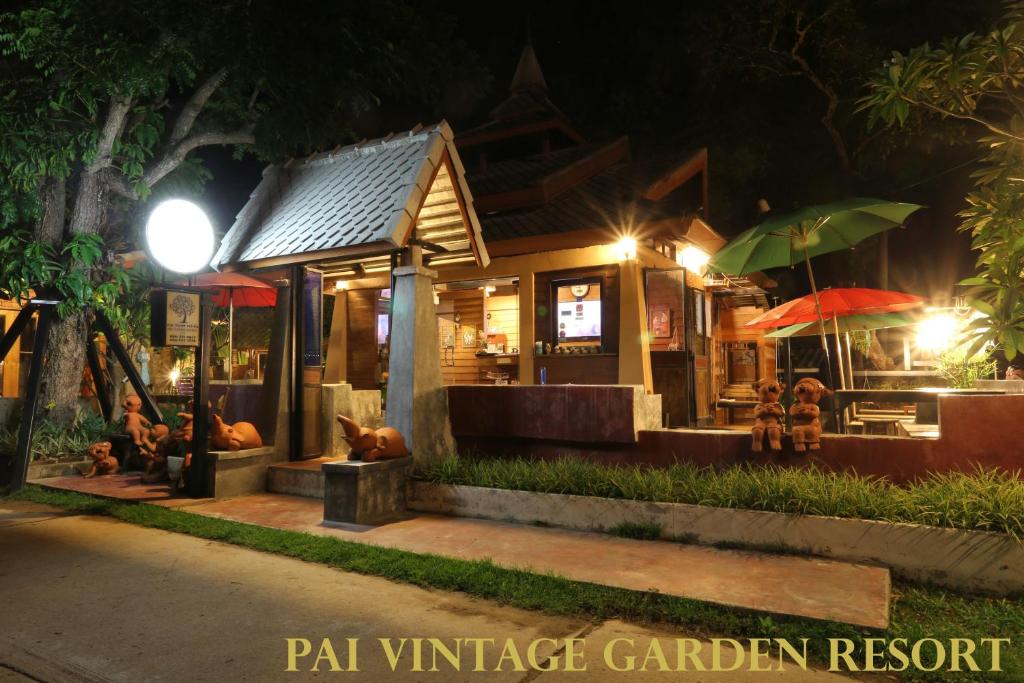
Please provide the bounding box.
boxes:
[150,289,202,347]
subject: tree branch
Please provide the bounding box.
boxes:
[86,96,133,172]
[168,67,229,146]
[142,126,256,189]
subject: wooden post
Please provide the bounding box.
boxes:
[188,293,212,497]
[5,303,53,491]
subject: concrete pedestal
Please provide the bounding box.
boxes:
[322,456,413,525]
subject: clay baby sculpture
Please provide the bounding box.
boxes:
[121,395,157,455]
[750,378,786,452]
[84,441,119,478]
[790,378,832,452]
[336,415,409,462]
[210,414,263,451]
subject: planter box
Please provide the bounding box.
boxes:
[408,482,1024,596]
[27,459,91,480]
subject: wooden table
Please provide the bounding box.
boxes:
[834,388,1004,433]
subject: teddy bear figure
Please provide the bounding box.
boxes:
[750,378,786,452]
[121,395,158,456]
[336,415,409,462]
[83,441,119,478]
[790,378,832,452]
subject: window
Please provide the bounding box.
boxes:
[554,280,602,342]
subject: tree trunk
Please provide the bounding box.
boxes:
[34,172,106,424]
[37,312,91,424]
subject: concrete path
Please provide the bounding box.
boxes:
[185,493,890,629]
[0,501,854,682]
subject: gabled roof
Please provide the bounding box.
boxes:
[212,121,488,270]
[473,148,709,243]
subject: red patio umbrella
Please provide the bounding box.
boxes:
[745,287,924,390]
[177,273,277,383]
[745,288,923,329]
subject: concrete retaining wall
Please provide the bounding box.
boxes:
[453,394,1024,484]
[408,481,1024,596]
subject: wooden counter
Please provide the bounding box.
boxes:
[532,353,618,385]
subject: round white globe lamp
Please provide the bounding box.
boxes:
[145,199,216,274]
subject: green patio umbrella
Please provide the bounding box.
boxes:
[708,198,922,387]
[765,311,916,338]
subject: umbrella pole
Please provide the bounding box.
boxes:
[844,331,855,389]
[802,246,835,388]
[803,245,839,432]
[831,315,847,391]
[227,293,234,386]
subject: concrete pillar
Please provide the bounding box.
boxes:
[618,259,653,392]
[386,262,455,464]
[324,290,348,383]
[517,272,535,385]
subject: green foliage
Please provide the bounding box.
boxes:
[859,4,1024,359]
[0,411,117,462]
[9,484,1024,681]
[420,456,1024,539]
[0,0,483,319]
[936,350,998,388]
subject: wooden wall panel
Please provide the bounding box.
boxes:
[346,289,379,390]
[439,290,487,385]
[646,271,685,351]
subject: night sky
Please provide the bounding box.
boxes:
[198,1,999,304]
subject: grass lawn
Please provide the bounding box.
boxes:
[5,484,1022,681]
[420,455,1024,538]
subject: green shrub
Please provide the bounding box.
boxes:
[0,412,119,462]
[418,456,1024,539]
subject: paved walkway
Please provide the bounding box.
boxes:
[0,501,855,681]
[185,493,890,629]
[33,475,891,628]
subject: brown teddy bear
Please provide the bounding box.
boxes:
[121,395,157,456]
[336,415,408,462]
[790,378,832,452]
[209,414,263,451]
[751,378,786,452]
[83,441,118,478]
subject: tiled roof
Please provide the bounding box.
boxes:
[477,152,700,242]
[212,122,487,268]
[466,144,599,196]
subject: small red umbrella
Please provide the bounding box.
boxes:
[177,273,277,383]
[181,272,277,308]
[745,288,923,329]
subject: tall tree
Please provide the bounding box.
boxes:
[0,0,483,422]
[860,2,1024,359]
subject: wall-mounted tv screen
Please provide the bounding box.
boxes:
[555,281,602,342]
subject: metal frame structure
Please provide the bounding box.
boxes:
[0,296,211,495]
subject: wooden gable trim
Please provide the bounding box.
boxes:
[442,150,486,267]
[457,118,586,149]
[643,148,709,220]
[538,136,630,202]
[473,137,632,214]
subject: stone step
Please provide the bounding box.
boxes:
[266,458,335,499]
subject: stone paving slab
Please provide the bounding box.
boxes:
[32,474,212,507]
[187,493,891,629]
[0,502,582,682]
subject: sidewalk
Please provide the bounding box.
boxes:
[184,493,891,629]
[0,501,857,682]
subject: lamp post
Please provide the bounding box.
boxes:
[146,199,216,497]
